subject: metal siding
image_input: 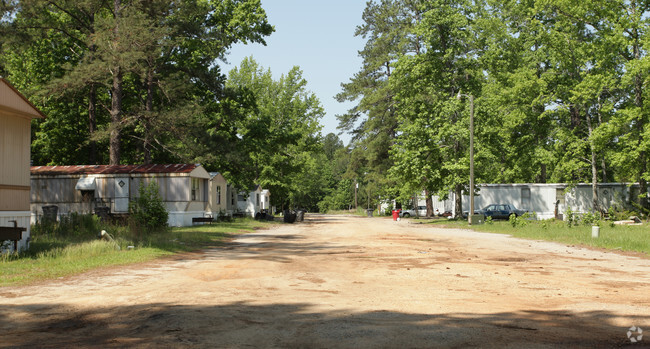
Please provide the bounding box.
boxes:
[0,114,30,187]
[168,177,189,201]
[0,188,29,211]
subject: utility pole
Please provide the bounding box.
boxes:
[469,94,475,225]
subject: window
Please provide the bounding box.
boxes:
[191,178,199,201]
[217,186,221,205]
[256,193,260,206]
[521,188,530,209]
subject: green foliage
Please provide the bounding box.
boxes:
[581,212,601,226]
[458,219,650,256]
[31,212,106,239]
[485,216,493,225]
[565,206,576,228]
[225,57,326,209]
[129,181,168,234]
[1,0,273,166]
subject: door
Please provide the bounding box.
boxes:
[496,204,509,219]
[114,177,129,213]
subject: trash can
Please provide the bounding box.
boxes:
[42,205,58,223]
[392,210,400,221]
[366,209,373,217]
[283,209,297,223]
[296,210,305,222]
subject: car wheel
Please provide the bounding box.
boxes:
[403,213,410,218]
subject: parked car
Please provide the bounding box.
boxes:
[399,206,427,218]
[464,203,527,220]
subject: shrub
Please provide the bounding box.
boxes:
[581,211,600,226]
[129,181,168,235]
[565,206,576,227]
[509,213,529,227]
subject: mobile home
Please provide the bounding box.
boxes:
[31,164,211,227]
[0,78,45,252]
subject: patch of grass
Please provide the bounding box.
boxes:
[0,218,273,287]
[425,219,650,256]
[327,208,375,217]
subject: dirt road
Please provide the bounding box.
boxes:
[1,215,649,348]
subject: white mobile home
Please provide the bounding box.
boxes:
[392,183,641,220]
[392,183,639,219]
[1,78,45,253]
[30,164,211,227]
[236,185,265,217]
[458,183,635,219]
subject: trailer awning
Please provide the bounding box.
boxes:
[75,177,96,190]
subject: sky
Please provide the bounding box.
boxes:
[224,0,368,145]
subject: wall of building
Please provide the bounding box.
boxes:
[1,106,34,253]
[396,183,643,220]
[0,113,31,212]
[208,175,231,215]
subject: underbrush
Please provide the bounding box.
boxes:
[0,216,272,286]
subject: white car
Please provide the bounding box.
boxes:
[399,206,427,218]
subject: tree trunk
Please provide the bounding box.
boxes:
[596,95,607,182]
[425,189,433,217]
[143,66,154,164]
[88,83,97,164]
[633,23,648,211]
[585,108,599,213]
[109,69,122,165]
[109,0,123,166]
[454,184,463,219]
[538,164,547,184]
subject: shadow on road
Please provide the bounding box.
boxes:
[0,301,644,348]
[203,232,364,263]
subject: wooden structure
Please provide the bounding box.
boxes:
[31,164,211,227]
[0,78,45,253]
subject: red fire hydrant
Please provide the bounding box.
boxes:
[392,210,400,221]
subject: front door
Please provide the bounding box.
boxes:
[114,177,129,213]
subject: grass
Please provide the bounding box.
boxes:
[421,217,650,256]
[326,208,376,216]
[0,218,275,287]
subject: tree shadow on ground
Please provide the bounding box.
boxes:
[0,301,646,348]
[202,233,365,263]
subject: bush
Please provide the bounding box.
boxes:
[565,206,576,227]
[581,211,600,226]
[129,181,168,235]
[32,212,104,239]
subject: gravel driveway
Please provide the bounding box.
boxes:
[1,215,649,348]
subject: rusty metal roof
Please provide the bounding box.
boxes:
[31,164,200,176]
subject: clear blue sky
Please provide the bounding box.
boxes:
[225,0,368,145]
